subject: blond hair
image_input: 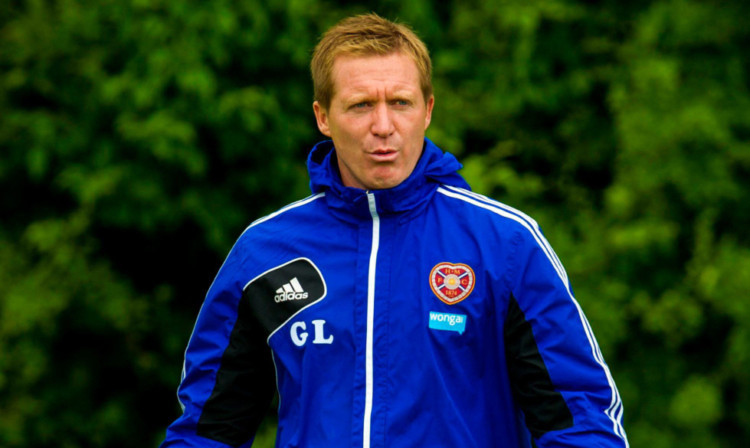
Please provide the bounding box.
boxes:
[311,13,433,110]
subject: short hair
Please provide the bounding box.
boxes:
[311,13,433,110]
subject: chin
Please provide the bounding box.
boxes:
[372,177,404,190]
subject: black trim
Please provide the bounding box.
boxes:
[196,291,275,446]
[197,258,326,446]
[504,293,574,438]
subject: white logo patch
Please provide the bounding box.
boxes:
[275,277,309,302]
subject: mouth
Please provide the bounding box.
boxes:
[368,148,398,162]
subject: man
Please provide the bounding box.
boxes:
[162,13,628,448]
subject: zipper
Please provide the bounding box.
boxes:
[363,192,380,448]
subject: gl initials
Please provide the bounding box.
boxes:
[290,320,333,347]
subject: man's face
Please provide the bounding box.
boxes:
[313,52,434,190]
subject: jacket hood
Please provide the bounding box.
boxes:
[307,138,470,217]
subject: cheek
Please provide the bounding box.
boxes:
[330,116,362,138]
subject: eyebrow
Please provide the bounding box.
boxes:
[344,89,418,103]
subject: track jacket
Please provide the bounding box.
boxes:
[162,139,628,448]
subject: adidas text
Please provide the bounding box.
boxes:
[275,291,309,302]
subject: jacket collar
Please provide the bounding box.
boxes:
[307,138,470,219]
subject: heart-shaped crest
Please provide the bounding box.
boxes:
[429,262,475,305]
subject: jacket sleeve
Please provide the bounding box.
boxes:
[161,236,276,448]
[503,225,628,447]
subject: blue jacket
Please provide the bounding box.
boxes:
[162,139,628,448]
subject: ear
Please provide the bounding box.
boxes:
[424,95,435,130]
[313,101,332,137]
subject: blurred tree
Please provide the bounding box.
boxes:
[0,0,748,447]
[1,0,323,446]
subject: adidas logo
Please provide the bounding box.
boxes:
[274,277,309,303]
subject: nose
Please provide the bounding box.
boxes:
[370,102,395,137]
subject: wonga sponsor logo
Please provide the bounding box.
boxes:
[428,311,467,334]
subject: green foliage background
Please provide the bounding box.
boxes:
[1,0,748,446]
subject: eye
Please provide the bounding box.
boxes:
[392,99,411,107]
[351,102,371,109]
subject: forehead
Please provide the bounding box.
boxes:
[330,52,421,97]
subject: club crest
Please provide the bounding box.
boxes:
[429,262,475,305]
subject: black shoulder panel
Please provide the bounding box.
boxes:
[243,258,327,337]
[504,293,574,439]
[196,258,326,446]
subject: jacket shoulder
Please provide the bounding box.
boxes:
[238,193,326,239]
[434,185,541,237]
